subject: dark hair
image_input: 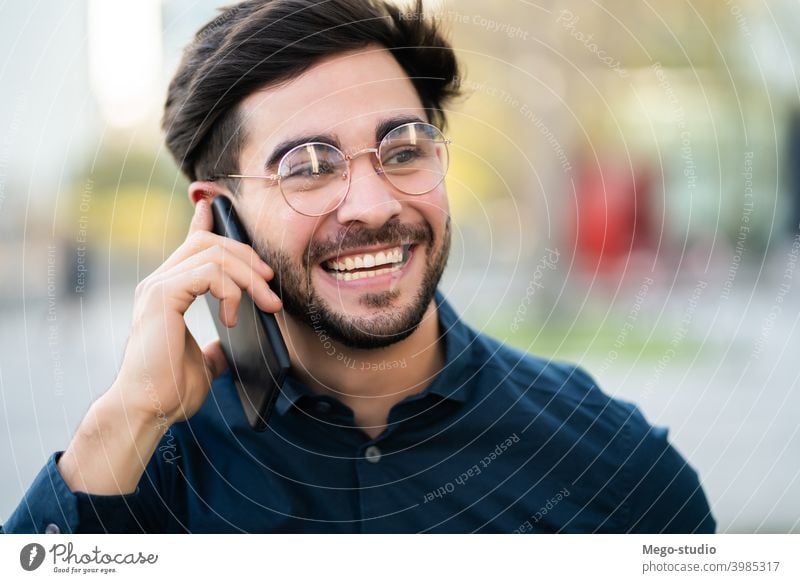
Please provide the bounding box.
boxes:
[162,0,461,190]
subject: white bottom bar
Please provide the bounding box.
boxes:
[1,534,797,582]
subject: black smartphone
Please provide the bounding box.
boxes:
[207,195,291,431]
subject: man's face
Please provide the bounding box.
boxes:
[231,47,451,349]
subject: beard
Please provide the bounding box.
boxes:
[252,217,451,350]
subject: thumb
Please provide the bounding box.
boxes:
[202,339,229,380]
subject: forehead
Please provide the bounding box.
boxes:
[237,46,426,151]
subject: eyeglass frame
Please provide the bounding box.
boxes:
[206,121,452,217]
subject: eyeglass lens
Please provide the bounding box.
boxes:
[278,123,449,216]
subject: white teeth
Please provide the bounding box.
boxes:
[324,245,408,274]
[332,262,404,281]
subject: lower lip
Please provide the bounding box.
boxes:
[317,245,417,289]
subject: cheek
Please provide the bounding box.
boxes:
[235,197,312,257]
[409,187,449,235]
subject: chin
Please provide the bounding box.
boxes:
[313,242,424,314]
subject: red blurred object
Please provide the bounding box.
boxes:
[572,158,655,274]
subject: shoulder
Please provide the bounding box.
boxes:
[468,330,715,533]
[470,329,639,425]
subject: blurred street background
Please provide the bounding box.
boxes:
[1,0,799,532]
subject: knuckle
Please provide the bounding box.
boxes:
[187,230,211,251]
[186,267,206,294]
[134,279,148,298]
[228,284,243,301]
[196,262,221,279]
[146,279,166,299]
[250,248,266,266]
[135,277,159,301]
[208,244,226,262]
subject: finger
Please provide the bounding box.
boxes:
[158,245,282,314]
[188,197,214,235]
[202,339,229,380]
[157,229,273,281]
[158,262,242,325]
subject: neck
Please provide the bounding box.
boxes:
[282,300,445,439]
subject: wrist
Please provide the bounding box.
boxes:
[58,387,167,496]
[95,383,171,443]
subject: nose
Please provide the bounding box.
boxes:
[334,152,402,228]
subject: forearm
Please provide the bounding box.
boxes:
[57,384,167,496]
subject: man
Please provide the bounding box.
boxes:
[2,0,714,533]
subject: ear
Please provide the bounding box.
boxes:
[188,181,224,205]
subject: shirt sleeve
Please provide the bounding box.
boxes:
[0,449,173,534]
[622,408,716,534]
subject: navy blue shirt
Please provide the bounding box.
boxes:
[1,292,715,533]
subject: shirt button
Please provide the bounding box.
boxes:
[44,523,61,534]
[314,401,332,415]
[364,445,382,463]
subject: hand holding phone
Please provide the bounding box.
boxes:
[111,197,282,427]
[208,195,291,431]
[57,198,283,496]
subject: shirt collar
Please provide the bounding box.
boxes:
[273,289,479,416]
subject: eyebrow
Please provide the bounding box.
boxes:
[265,133,338,170]
[264,114,427,170]
[374,114,427,143]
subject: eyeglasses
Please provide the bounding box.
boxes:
[209,122,451,217]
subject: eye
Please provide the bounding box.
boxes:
[280,143,345,182]
[382,146,423,166]
[286,160,338,178]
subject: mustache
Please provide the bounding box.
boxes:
[304,218,433,267]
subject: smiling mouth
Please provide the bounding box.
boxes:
[320,244,414,281]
